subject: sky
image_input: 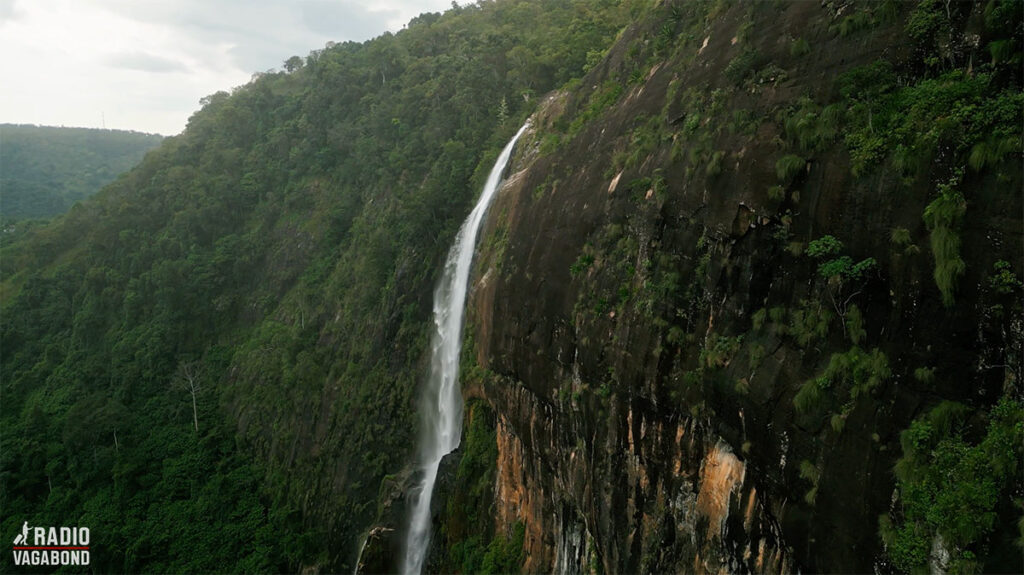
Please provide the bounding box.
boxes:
[0,0,454,135]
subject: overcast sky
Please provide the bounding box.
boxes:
[0,0,454,135]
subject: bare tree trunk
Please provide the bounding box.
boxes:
[190,382,199,433]
[176,360,203,434]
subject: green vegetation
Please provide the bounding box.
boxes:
[840,66,1022,178]
[968,135,1019,172]
[792,374,825,415]
[442,399,523,573]
[700,335,743,369]
[913,366,936,385]
[816,255,877,284]
[794,346,890,423]
[751,307,768,331]
[781,98,842,154]
[705,150,725,176]
[724,49,762,86]
[563,0,1021,571]
[0,1,636,571]
[1,0,1020,572]
[0,125,162,221]
[805,235,843,259]
[790,37,810,58]
[804,235,878,331]
[833,10,875,38]
[570,251,596,278]
[775,154,806,182]
[889,227,912,247]
[571,217,643,321]
[883,398,1024,573]
[890,227,921,257]
[985,260,1023,319]
[482,523,527,573]
[788,300,834,348]
[922,175,967,307]
[844,304,866,345]
[618,115,667,170]
[750,300,835,349]
[568,80,625,138]
[988,260,1022,295]
[799,460,821,505]
[833,0,1021,310]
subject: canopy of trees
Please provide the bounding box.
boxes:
[0,0,638,571]
[0,124,163,221]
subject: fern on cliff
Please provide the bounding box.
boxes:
[923,175,967,307]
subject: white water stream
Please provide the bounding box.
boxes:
[401,123,529,575]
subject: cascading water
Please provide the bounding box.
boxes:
[401,122,530,575]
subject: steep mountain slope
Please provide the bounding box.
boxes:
[459,0,1023,573]
[0,1,636,572]
[0,124,163,221]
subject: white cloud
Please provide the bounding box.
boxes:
[105,51,189,73]
[0,0,453,135]
[0,0,20,23]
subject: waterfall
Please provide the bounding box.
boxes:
[401,122,529,575]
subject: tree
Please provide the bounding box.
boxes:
[174,360,204,433]
[284,56,304,73]
[806,235,877,335]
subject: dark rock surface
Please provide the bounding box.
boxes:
[462,1,1022,573]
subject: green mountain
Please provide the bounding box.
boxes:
[0,125,163,221]
[0,1,636,571]
[2,0,1022,573]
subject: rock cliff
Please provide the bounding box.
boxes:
[463,1,1023,572]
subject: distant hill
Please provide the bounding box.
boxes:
[0,124,163,221]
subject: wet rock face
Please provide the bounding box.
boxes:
[356,452,462,574]
[424,451,463,572]
[355,469,414,574]
[464,1,1021,573]
[482,377,790,574]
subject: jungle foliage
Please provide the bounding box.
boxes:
[0,124,162,221]
[0,0,637,571]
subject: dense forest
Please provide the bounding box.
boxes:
[0,0,640,571]
[0,125,163,221]
[1,0,1022,573]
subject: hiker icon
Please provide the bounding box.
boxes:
[13,521,28,545]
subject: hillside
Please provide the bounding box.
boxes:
[0,1,636,571]
[0,124,163,221]
[1,0,1022,573]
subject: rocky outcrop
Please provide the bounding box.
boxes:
[479,374,792,573]
[464,1,1022,573]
